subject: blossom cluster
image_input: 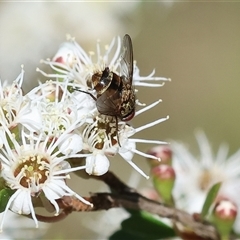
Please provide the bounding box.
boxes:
[0,35,169,230]
[145,131,240,237]
[172,131,240,234]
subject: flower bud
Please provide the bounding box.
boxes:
[52,42,76,68]
[151,164,175,205]
[210,199,237,239]
[147,145,172,168]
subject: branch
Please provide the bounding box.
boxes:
[57,171,219,240]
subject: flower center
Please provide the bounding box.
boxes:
[199,169,212,191]
[14,154,50,188]
[198,166,224,192]
[83,115,120,150]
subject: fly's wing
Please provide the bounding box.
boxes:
[120,34,133,84]
[96,90,121,116]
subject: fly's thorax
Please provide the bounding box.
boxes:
[91,67,113,95]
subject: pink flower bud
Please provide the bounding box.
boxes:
[151,164,175,205]
[214,199,237,221]
[211,198,237,238]
[52,42,76,68]
[147,145,172,167]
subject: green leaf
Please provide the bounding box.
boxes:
[201,182,222,219]
[110,229,143,240]
[0,189,15,213]
[109,210,176,240]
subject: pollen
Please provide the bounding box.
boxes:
[14,155,50,188]
[90,115,119,150]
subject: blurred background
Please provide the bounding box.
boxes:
[1,2,240,239]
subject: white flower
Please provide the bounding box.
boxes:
[37,35,171,90]
[0,124,92,231]
[0,67,42,132]
[172,130,240,233]
[37,35,170,178]
[26,80,93,154]
[80,99,169,178]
